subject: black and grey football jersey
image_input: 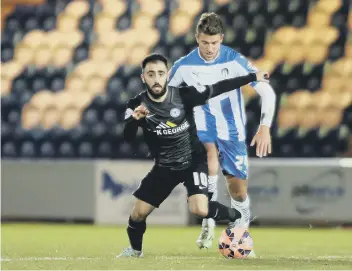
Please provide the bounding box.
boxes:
[123,73,257,170]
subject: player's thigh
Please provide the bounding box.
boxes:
[183,162,209,216]
[133,165,179,209]
[217,139,248,180]
[203,142,219,175]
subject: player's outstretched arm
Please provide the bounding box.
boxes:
[179,71,269,107]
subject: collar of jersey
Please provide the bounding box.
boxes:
[197,48,220,63]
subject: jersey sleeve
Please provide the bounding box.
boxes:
[233,52,276,127]
[179,73,257,107]
[168,60,184,87]
[123,97,141,142]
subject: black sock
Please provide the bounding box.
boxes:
[206,201,241,222]
[127,216,146,251]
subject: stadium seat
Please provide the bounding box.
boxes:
[64,0,89,19]
[60,105,82,130]
[101,0,127,18]
[178,0,203,17]
[170,10,193,37]
[139,0,165,17]
[95,13,116,33]
[21,103,41,129]
[52,45,73,68]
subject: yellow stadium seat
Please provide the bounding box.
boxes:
[13,44,33,65]
[298,106,319,130]
[311,91,333,109]
[286,90,312,110]
[41,105,60,129]
[60,105,82,130]
[71,92,93,109]
[277,106,298,129]
[34,45,52,68]
[52,45,72,68]
[66,74,85,93]
[271,26,298,45]
[1,61,24,79]
[46,31,65,48]
[178,0,203,17]
[30,90,55,110]
[1,77,11,96]
[90,44,110,61]
[74,60,96,78]
[330,59,352,77]
[95,13,116,33]
[307,8,331,28]
[126,43,150,66]
[263,40,286,64]
[319,106,343,129]
[316,0,342,15]
[284,40,306,65]
[94,61,116,78]
[170,10,193,37]
[297,28,317,46]
[134,28,160,48]
[132,12,155,29]
[110,42,128,65]
[332,91,352,109]
[22,103,42,129]
[321,73,345,93]
[55,91,76,110]
[305,41,328,64]
[314,26,339,45]
[64,0,89,18]
[63,31,84,48]
[139,0,165,17]
[102,0,127,18]
[85,75,107,95]
[22,30,46,49]
[57,14,79,32]
[97,31,121,47]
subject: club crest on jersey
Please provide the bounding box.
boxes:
[170,108,180,118]
[221,68,229,78]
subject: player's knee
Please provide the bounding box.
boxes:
[189,205,208,218]
[130,209,149,222]
[230,190,247,202]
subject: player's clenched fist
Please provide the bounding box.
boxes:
[132,105,150,120]
[255,71,270,83]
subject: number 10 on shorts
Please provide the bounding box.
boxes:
[193,172,208,188]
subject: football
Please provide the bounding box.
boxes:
[218,228,254,259]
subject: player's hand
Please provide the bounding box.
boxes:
[255,71,270,83]
[250,125,272,158]
[133,105,149,120]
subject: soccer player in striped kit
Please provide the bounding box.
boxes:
[168,12,276,250]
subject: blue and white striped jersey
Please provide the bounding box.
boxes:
[168,44,259,142]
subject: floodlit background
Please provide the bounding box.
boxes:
[1,0,352,269]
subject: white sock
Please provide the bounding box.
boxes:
[202,175,218,228]
[231,195,251,227]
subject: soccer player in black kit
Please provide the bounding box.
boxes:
[118,54,269,257]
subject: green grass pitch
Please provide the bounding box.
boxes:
[1,223,352,270]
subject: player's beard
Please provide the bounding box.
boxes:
[145,82,167,99]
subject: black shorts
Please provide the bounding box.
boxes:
[133,162,208,208]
